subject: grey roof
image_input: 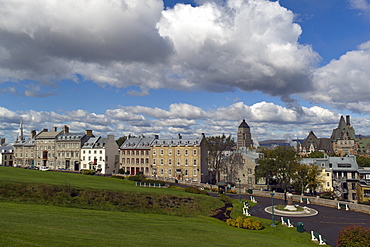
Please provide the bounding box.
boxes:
[82,137,100,148]
[301,154,359,171]
[1,144,14,154]
[121,136,155,149]
[152,136,203,147]
[56,132,85,141]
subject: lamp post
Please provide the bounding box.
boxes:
[270,192,276,227]
[236,178,241,202]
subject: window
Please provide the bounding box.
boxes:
[168,149,172,155]
[160,169,164,175]
[177,149,180,156]
[185,169,188,176]
[160,158,164,165]
[153,149,156,155]
[248,177,252,184]
[185,159,188,166]
[248,168,252,174]
[185,149,188,156]
[168,158,172,166]
[327,173,330,176]
[160,149,164,155]
[193,169,197,176]
[193,149,197,156]
[327,182,330,187]
[168,169,172,176]
[177,159,180,166]
[193,159,197,166]
[153,158,156,165]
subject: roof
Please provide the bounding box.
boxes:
[301,155,359,171]
[239,119,250,129]
[152,136,203,147]
[36,131,61,139]
[56,132,85,141]
[121,136,156,149]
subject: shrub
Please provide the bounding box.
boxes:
[184,187,208,195]
[118,168,125,174]
[127,175,144,182]
[81,169,96,175]
[226,217,262,230]
[337,225,370,247]
[111,175,125,179]
[218,194,232,204]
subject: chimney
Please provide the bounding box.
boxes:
[108,135,114,141]
[1,138,5,145]
[85,130,93,137]
[346,115,351,126]
[62,125,69,133]
[30,130,36,139]
[178,133,182,139]
[359,134,362,140]
[53,126,58,132]
[154,134,159,139]
[43,129,48,132]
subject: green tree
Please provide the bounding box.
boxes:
[255,146,300,192]
[115,136,127,147]
[293,164,323,194]
[307,151,325,158]
[205,134,235,183]
[356,155,370,167]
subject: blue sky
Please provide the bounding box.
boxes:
[1,0,370,144]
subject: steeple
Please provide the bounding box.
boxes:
[16,118,24,143]
[237,119,253,149]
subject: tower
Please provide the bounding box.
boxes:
[16,118,24,143]
[237,119,253,149]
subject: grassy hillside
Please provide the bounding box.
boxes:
[0,167,318,246]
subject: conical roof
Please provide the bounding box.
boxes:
[239,119,250,128]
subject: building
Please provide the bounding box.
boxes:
[0,138,14,166]
[237,119,253,149]
[55,126,94,171]
[301,154,359,202]
[13,129,37,167]
[357,167,370,203]
[34,127,61,168]
[220,147,263,189]
[119,135,157,176]
[150,134,208,183]
[80,135,119,175]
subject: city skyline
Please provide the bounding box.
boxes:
[1,0,370,143]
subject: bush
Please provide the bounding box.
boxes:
[81,169,95,175]
[111,175,125,179]
[226,217,263,230]
[184,187,208,195]
[127,174,145,182]
[337,225,370,247]
[218,194,232,204]
[118,168,125,174]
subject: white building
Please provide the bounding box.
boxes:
[80,135,119,175]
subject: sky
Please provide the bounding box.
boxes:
[1,0,370,144]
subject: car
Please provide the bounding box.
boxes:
[39,166,50,171]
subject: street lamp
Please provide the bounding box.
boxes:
[270,192,276,227]
[236,178,241,202]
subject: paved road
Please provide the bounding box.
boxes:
[227,193,370,246]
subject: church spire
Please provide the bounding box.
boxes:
[16,118,24,142]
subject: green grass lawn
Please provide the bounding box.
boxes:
[0,167,319,246]
[0,202,317,247]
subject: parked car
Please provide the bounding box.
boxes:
[39,166,50,171]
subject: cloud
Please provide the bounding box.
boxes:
[0,0,319,99]
[305,42,370,112]
[349,0,370,12]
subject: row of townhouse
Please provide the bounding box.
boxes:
[12,123,119,175]
[0,138,14,167]
[119,133,209,183]
[300,154,370,203]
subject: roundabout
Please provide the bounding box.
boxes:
[264,205,318,217]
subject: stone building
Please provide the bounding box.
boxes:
[119,135,157,176]
[237,119,253,149]
[150,134,208,183]
[0,139,14,166]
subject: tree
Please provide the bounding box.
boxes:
[307,151,325,158]
[205,134,235,183]
[115,136,127,147]
[293,164,322,194]
[356,155,370,167]
[255,146,300,192]
[221,152,244,183]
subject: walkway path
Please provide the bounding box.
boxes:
[229,194,370,246]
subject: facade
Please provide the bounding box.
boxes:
[0,139,14,166]
[80,135,119,175]
[220,147,263,189]
[56,126,94,171]
[150,134,208,183]
[34,127,61,168]
[301,154,359,202]
[237,119,253,149]
[13,130,37,167]
[119,135,157,176]
[357,167,370,203]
